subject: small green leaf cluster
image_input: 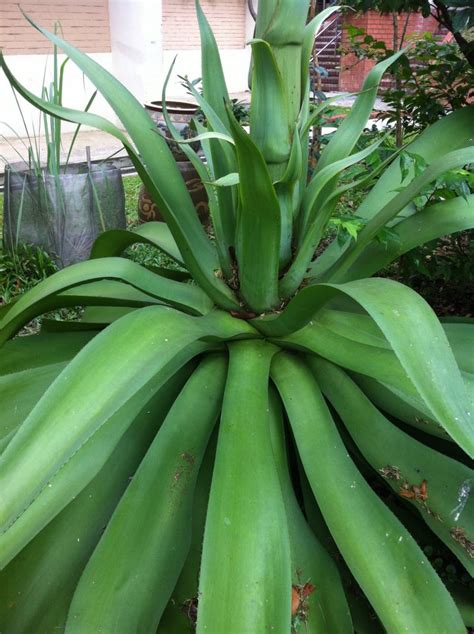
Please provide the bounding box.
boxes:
[342,30,474,132]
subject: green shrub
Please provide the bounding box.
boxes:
[343,29,474,134]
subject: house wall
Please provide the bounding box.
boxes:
[108,0,163,105]
[0,0,111,54]
[1,0,254,139]
[339,11,439,92]
[161,0,253,98]
[0,0,115,137]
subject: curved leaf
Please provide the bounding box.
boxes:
[0,307,257,567]
[66,355,227,633]
[268,386,353,633]
[309,106,474,282]
[328,146,474,282]
[310,357,474,575]
[0,366,189,632]
[0,258,213,343]
[334,195,474,281]
[1,27,239,311]
[197,341,291,633]
[271,353,465,634]
[91,223,184,264]
[260,278,473,456]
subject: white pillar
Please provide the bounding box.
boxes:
[108,0,163,106]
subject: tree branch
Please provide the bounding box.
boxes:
[432,0,474,67]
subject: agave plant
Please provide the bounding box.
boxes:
[1,1,474,632]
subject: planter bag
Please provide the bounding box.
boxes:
[3,162,126,268]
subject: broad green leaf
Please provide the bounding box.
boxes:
[0,331,95,376]
[157,435,216,633]
[314,309,474,375]
[0,332,96,453]
[0,362,66,449]
[197,341,291,633]
[311,357,474,575]
[354,373,450,439]
[0,344,204,569]
[268,386,353,633]
[271,353,465,634]
[259,278,473,456]
[80,306,135,328]
[91,223,184,264]
[66,355,227,633]
[0,307,257,566]
[443,322,474,374]
[0,258,213,343]
[227,107,281,312]
[0,367,189,632]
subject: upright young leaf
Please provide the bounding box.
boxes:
[254,0,308,123]
[227,108,281,312]
[315,49,406,174]
[250,39,291,174]
[195,0,237,270]
[195,0,230,126]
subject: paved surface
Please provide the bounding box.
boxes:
[0,128,129,171]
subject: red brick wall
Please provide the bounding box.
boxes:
[163,0,246,50]
[339,11,439,92]
[0,0,111,54]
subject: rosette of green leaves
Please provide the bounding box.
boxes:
[0,1,473,632]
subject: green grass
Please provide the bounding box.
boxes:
[123,174,142,227]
